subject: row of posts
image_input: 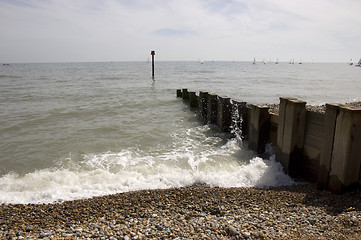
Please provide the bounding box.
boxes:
[177,88,263,151]
[178,89,279,156]
[177,89,361,193]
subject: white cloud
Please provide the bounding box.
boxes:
[0,0,360,62]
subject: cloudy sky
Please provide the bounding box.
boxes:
[1,0,360,63]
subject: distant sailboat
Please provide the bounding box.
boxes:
[197,58,204,64]
[275,58,279,64]
[356,58,361,67]
[253,58,256,64]
[349,59,353,65]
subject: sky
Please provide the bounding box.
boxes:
[1,0,360,63]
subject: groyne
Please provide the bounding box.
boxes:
[177,89,361,193]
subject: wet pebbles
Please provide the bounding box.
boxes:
[1,183,361,239]
[267,101,361,115]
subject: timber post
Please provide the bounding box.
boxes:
[327,106,361,193]
[276,97,306,177]
[199,91,209,122]
[317,104,340,189]
[189,91,198,108]
[207,94,218,124]
[248,105,271,153]
[217,96,232,132]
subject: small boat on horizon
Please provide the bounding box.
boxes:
[349,59,354,65]
[356,58,361,67]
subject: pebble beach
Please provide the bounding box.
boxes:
[1,183,361,239]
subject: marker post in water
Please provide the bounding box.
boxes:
[151,50,155,79]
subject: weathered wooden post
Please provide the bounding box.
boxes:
[248,105,271,153]
[318,103,340,190]
[151,50,155,79]
[199,91,209,121]
[182,89,189,100]
[232,100,248,138]
[327,105,361,193]
[189,91,198,108]
[269,113,279,147]
[207,94,218,124]
[217,96,232,132]
[176,89,182,98]
[276,97,306,177]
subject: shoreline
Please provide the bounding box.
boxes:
[1,184,361,239]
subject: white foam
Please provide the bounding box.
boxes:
[0,126,294,204]
[0,154,294,204]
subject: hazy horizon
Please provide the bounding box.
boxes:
[1,0,360,63]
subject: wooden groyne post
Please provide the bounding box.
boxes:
[199,91,209,122]
[176,89,361,193]
[189,91,198,108]
[276,98,306,177]
[217,96,232,132]
[182,89,189,100]
[319,105,361,192]
[232,100,248,137]
[207,94,218,124]
[248,105,271,154]
[318,104,340,189]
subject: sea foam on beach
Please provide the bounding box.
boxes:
[0,125,294,204]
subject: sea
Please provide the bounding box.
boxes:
[1,61,360,204]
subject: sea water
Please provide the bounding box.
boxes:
[0,61,360,204]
